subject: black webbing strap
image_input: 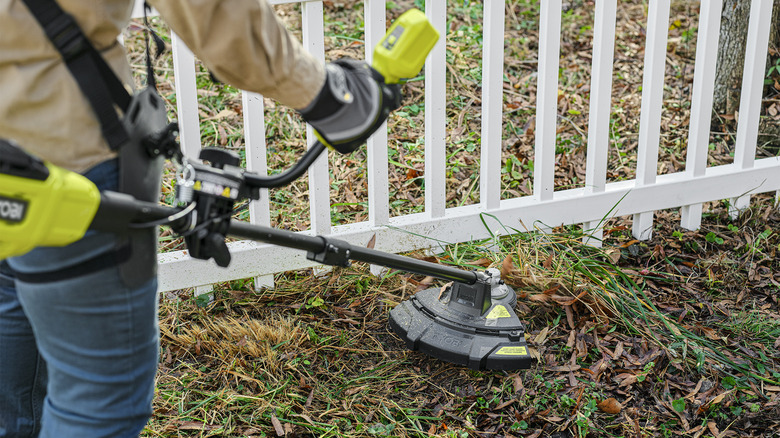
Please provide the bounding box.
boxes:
[142,3,163,91]
[21,0,132,150]
[10,244,132,284]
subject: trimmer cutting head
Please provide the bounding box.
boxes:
[389,268,534,370]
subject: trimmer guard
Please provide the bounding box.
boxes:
[389,280,534,371]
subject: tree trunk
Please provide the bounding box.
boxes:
[712,0,780,152]
[712,0,753,117]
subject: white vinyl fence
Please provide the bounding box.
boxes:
[134,0,780,293]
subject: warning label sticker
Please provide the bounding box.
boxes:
[486,305,511,319]
[495,346,528,356]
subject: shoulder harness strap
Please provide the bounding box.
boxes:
[21,0,132,150]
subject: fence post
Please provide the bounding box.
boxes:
[171,33,201,161]
[365,0,390,276]
[171,32,216,297]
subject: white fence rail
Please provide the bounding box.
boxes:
[134,0,780,293]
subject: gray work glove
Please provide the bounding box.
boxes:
[299,59,402,154]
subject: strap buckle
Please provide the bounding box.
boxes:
[45,13,88,62]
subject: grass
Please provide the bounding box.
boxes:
[140,198,780,436]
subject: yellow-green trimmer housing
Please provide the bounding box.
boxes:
[0,163,100,260]
[372,9,440,84]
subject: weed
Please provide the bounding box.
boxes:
[705,231,724,245]
[765,56,780,85]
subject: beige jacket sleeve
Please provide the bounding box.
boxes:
[0,0,322,173]
[149,0,325,110]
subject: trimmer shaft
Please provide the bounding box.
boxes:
[389,269,534,370]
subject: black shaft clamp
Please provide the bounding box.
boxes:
[307,236,353,268]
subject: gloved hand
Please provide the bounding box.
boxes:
[299,59,402,154]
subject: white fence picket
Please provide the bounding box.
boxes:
[680,0,722,231]
[479,0,506,212]
[302,2,331,238]
[533,0,562,204]
[243,92,270,227]
[632,0,670,241]
[130,0,780,292]
[583,0,617,246]
[424,0,448,219]
[730,0,775,218]
[169,32,215,297]
[364,0,390,228]
[364,0,390,276]
[242,91,275,290]
[170,33,201,160]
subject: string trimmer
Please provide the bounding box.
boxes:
[0,10,533,371]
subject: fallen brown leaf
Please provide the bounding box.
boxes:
[597,397,622,414]
[533,326,549,345]
[512,374,524,393]
[620,239,640,248]
[470,257,493,267]
[707,421,720,438]
[437,282,453,298]
[495,398,516,410]
[501,254,520,278]
[549,363,580,372]
[605,247,621,264]
[699,390,733,414]
[612,341,624,360]
[416,276,436,292]
[528,294,551,303]
[271,414,285,436]
[345,385,367,396]
[178,421,216,431]
[617,373,638,387]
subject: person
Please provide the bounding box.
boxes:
[0,0,399,436]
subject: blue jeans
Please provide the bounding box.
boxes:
[0,160,159,437]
